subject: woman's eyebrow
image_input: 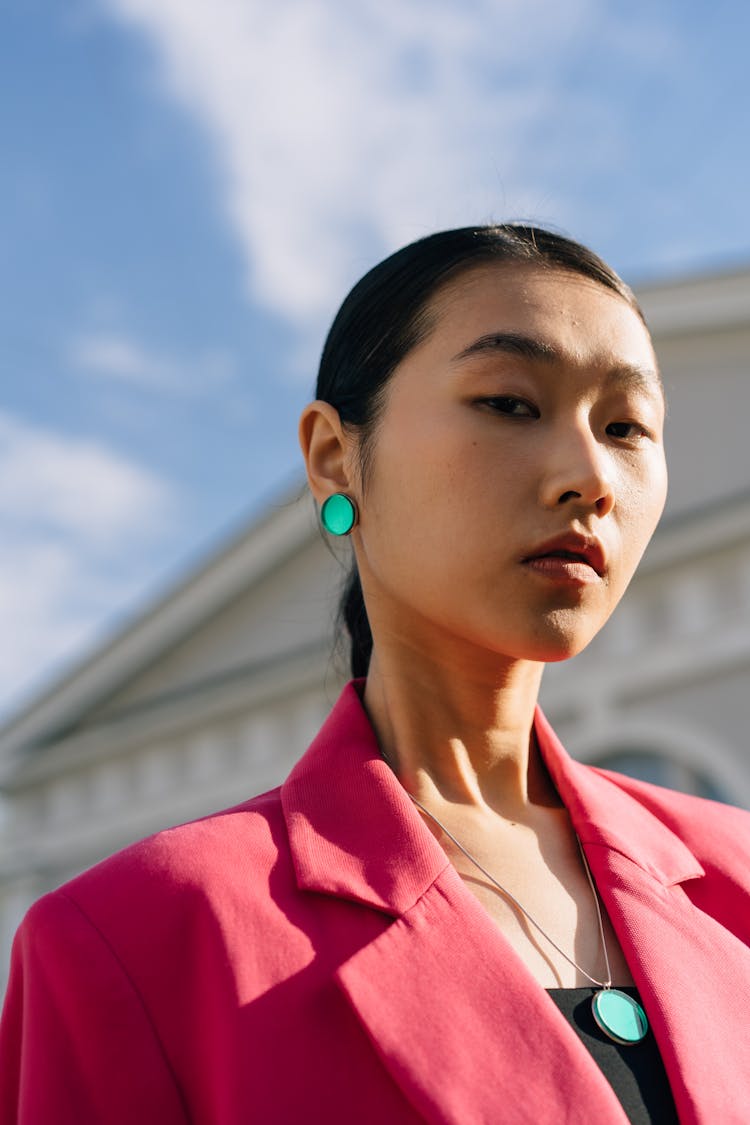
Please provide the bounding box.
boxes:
[451,331,557,364]
[451,330,664,399]
[605,364,665,400]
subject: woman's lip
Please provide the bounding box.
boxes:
[522,556,602,585]
[522,535,606,576]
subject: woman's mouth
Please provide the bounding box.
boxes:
[521,533,606,584]
[521,552,602,585]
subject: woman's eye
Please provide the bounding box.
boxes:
[479,396,538,417]
[607,421,650,441]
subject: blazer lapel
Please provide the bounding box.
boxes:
[535,707,750,1125]
[336,865,630,1125]
[584,846,750,1125]
[282,685,630,1124]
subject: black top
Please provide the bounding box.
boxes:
[546,987,679,1124]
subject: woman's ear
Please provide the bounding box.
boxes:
[298,401,356,504]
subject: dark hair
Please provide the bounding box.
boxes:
[314,223,643,678]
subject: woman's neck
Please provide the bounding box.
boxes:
[362,647,560,823]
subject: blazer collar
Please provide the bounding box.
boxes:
[281,681,450,915]
[282,680,703,913]
[532,706,704,887]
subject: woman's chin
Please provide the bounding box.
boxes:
[511,622,601,664]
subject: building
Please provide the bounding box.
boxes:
[1,264,750,990]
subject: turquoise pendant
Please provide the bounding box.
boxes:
[592,989,649,1045]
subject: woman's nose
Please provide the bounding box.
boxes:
[539,429,615,516]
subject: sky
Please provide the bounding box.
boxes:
[2,0,749,721]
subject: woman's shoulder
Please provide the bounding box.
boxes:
[0,785,312,1121]
[26,784,293,945]
[89,783,285,879]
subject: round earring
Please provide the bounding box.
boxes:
[320,493,358,536]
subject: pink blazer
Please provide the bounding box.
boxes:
[2,681,750,1124]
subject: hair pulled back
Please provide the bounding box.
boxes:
[314,224,642,679]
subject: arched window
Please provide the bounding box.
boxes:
[594,749,730,803]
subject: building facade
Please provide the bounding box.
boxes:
[1,264,749,991]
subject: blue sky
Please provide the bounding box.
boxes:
[2,0,749,718]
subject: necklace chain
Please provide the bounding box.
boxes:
[407,792,613,990]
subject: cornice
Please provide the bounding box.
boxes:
[638,491,750,574]
[0,485,321,762]
[0,639,340,791]
[637,265,750,339]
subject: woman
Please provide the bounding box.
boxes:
[2,225,749,1124]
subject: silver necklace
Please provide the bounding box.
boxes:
[402,788,649,1046]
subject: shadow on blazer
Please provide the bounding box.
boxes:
[2,680,750,1124]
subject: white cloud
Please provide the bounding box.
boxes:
[100,0,630,330]
[0,537,160,723]
[69,330,237,395]
[0,410,172,547]
[0,411,175,716]
[0,542,114,713]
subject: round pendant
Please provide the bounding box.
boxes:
[592,989,649,1045]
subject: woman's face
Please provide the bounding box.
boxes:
[350,263,668,665]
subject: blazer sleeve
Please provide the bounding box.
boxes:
[0,890,189,1125]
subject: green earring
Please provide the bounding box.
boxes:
[320,493,358,536]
